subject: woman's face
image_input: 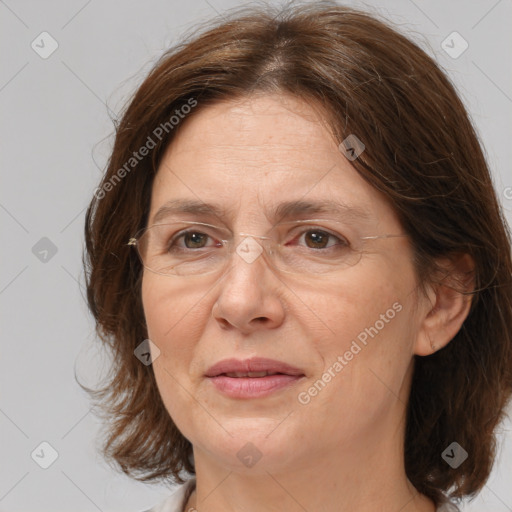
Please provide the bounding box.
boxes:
[142,93,428,474]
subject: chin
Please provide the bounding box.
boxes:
[192,419,305,474]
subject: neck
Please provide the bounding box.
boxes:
[184,427,436,512]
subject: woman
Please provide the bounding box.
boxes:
[82,2,512,512]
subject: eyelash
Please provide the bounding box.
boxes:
[169,227,350,252]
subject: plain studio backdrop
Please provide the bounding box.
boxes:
[1,0,511,511]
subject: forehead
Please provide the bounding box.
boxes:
[159,93,337,173]
[148,93,399,230]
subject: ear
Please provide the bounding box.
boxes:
[414,253,475,356]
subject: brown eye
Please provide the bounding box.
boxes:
[296,229,348,250]
[168,230,221,252]
[303,230,330,249]
[182,232,209,249]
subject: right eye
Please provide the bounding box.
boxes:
[168,229,223,251]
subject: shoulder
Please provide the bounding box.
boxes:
[140,478,196,512]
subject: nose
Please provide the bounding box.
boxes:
[211,234,285,334]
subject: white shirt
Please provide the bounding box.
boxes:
[142,478,461,512]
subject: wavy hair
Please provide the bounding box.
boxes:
[82,2,512,508]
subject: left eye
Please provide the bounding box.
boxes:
[292,229,348,250]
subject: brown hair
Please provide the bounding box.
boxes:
[82,1,512,508]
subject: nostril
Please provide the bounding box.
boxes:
[218,318,230,329]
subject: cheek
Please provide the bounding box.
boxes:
[141,275,202,433]
[141,274,204,409]
[303,263,416,406]
[305,267,407,347]
[141,274,206,346]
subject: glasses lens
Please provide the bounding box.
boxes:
[266,223,363,275]
[137,223,230,276]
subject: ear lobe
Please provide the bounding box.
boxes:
[414,253,475,356]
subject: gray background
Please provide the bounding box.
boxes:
[1,0,511,511]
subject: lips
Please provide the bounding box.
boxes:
[205,357,304,378]
[205,357,305,399]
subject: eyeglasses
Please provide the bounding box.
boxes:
[128,220,408,277]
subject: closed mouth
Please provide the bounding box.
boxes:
[205,357,305,378]
[222,371,288,378]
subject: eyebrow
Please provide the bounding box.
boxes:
[151,198,372,225]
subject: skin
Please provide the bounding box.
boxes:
[142,93,473,512]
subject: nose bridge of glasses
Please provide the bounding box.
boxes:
[228,230,275,268]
